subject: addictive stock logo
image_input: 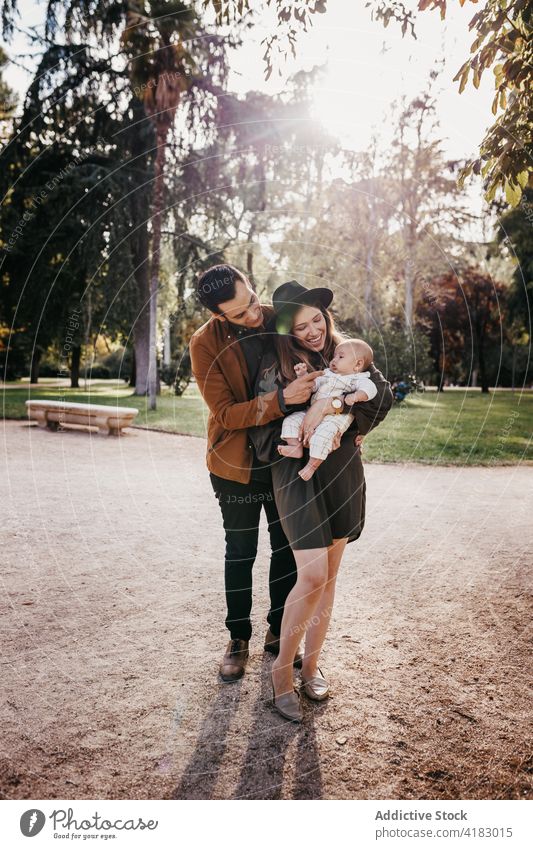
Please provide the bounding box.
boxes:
[20,809,46,837]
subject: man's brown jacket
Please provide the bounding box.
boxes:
[189,305,283,484]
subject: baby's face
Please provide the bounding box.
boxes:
[330,343,361,375]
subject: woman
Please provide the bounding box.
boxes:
[251,280,393,722]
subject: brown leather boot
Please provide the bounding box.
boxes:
[264,628,303,669]
[219,638,249,682]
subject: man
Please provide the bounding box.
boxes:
[189,264,321,682]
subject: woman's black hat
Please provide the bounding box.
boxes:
[270,280,334,333]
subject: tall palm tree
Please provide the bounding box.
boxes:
[122,3,194,409]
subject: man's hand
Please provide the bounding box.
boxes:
[298,398,331,445]
[282,370,323,405]
[354,434,364,453]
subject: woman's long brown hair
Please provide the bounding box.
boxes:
[273,302,345,384]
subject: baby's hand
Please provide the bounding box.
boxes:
[345,390,368,405]
[293,362,308,377]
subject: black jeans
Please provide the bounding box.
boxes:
[210,473,297,642]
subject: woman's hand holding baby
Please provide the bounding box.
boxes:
[298,398,331,445]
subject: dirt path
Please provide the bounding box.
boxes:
[1,420,531,800]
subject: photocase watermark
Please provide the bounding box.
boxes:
[20,806,159,838]
[51,807,158,834]
[20,809,46,837]
[57,308,83,380]
[3,137,106,253]
[54,305,83,429]
[157,695,187,776]
[131,70,184,100]
[287,605,332,638]
[197,271,233,300]
[166,295,193,329]
[213,489,274,505]
[418,268,437,305]
[264,142,334,157]
[488,408,520,465]
[519,192,533,227]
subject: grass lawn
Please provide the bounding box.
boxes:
[3,380,532,465]
[1,380,207,438]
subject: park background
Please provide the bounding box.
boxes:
[0,0,531,464]
[0,0,531,802]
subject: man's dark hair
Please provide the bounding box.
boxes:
[195,264,254,314]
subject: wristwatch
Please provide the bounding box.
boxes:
[330,398,343,415]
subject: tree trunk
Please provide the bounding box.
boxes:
[147,132,166,410]
[134,300,150,395]
[132,217,151,395]
[30,348,41,384]
[129,347,136,387]
[163,323,171,366]
[129,97,152,397]
[404,252,414,330]
[437,349,445,391]
[83,290,92,390]
[70,345,81,388]
[246,217,258,280]
[364,193,377,327]
[478,344,490,393]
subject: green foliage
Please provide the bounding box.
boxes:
[0,0,230,389]
[0,44,16,125]
[368,0,533,206]
[203,0,328,78]
[0,98,146,373]
[0,329,26,380]
[343,320,434,386]
[495,187,533,342]
[454,0,533,206]
[93,347,133,381]
[159,349,192,395]
[416,266,510,391]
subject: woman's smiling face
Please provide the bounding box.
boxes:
[291,304,327,351]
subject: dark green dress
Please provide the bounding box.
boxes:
[250,350,393,551]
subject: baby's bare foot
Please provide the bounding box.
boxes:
[278,443,303,458]
[298,458,322,480]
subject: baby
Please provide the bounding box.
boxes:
[278,338,377,480]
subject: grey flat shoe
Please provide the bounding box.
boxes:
[271,674,303,723]
[300,668,329,701]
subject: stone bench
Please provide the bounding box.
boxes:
[25,400,139,436]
